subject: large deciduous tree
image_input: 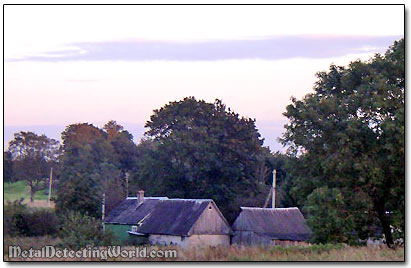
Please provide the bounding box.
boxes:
[281,39,404,247]
[56,123,130,217]
[103,120,139,177]
[8,131,61,202]
[135,97,270,222]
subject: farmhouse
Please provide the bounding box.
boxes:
[232,207,311,246]
[104,191,232,248]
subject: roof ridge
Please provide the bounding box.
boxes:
[241,206,299,210]
[163,198,213,202]
[126,196,168,200]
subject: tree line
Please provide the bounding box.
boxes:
[4,39,404,247]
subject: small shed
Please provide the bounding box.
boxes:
[104,193,232,248]
[232,207,311,246]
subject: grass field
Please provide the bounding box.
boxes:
[3,236,404,261]
[4,180,55,208]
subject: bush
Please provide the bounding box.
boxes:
[58,211,114,250]
[304,187,355,244]
[4,199,28,236]
[4,200,58,236]
[24,209,59,236]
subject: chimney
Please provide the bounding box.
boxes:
[137,190,145,204]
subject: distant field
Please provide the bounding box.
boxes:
[4,180,55,208]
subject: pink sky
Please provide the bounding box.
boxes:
[4,5,404,151]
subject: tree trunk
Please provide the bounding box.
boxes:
[374,199,394,248]
[30,187,35,202]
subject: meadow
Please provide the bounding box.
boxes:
[4,180,55,208]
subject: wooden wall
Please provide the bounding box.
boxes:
[232,231,307,246]
[232,230,272,246]
[189,202,232,235]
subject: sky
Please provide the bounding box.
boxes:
[4,5,404,151]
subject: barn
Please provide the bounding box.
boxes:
[104,191,232,248]
[232,207,311,246]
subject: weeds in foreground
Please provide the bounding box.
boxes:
[4,237,404,261]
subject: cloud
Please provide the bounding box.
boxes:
[8,35,402,62]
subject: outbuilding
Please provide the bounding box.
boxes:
[232,207,311,246]
[104,191,232,248]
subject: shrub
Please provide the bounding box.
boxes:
[4,199,59,236]
[4,199,28,236]
[304,187,355,244]
[58,211,114,250]
[23,209,59,236]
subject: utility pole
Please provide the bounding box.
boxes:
[272,169,276,208]
[263,188,272,208]
[125,172,129,198]
[48,168,53,204]
[102,193,106,232]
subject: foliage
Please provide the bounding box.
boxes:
[7,131,61,202]
[4,151,14,183]
[4,200,28,236]
[103,120,139,175]
[304,187,355,244]
[23,209,59,236]
[56,123,114,217]
[135,97,270,222]
[281,39,404,246]
[56,122,133,217]
[4,200,58,236]
[57,211,114,250]
[265,152,299,208]
[4,180,56,202]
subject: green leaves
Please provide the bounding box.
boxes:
[138,97,268,223]
[56,122,132,218]
[282,39,404,246]
[58,211,114,250]
[7,131,61,202]
[305,187,355,244]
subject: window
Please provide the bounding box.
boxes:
[131,225,138,233]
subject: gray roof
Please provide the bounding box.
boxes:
[232,207,311,241]
[104,198,161,225]
[105,198,221,236]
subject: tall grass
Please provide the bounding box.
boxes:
[4,237,404,261]
[177,244,404,261]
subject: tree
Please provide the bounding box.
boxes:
[304,187,355,244]
[56,123,128,217]
[4,151,14,184]
[8,132,60,202]
[56,123,122,217]
[253,149,298,209]
[281,39,404,247]
[103,120,139,177]
[137,97,269,222]
[102,120,138,207]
